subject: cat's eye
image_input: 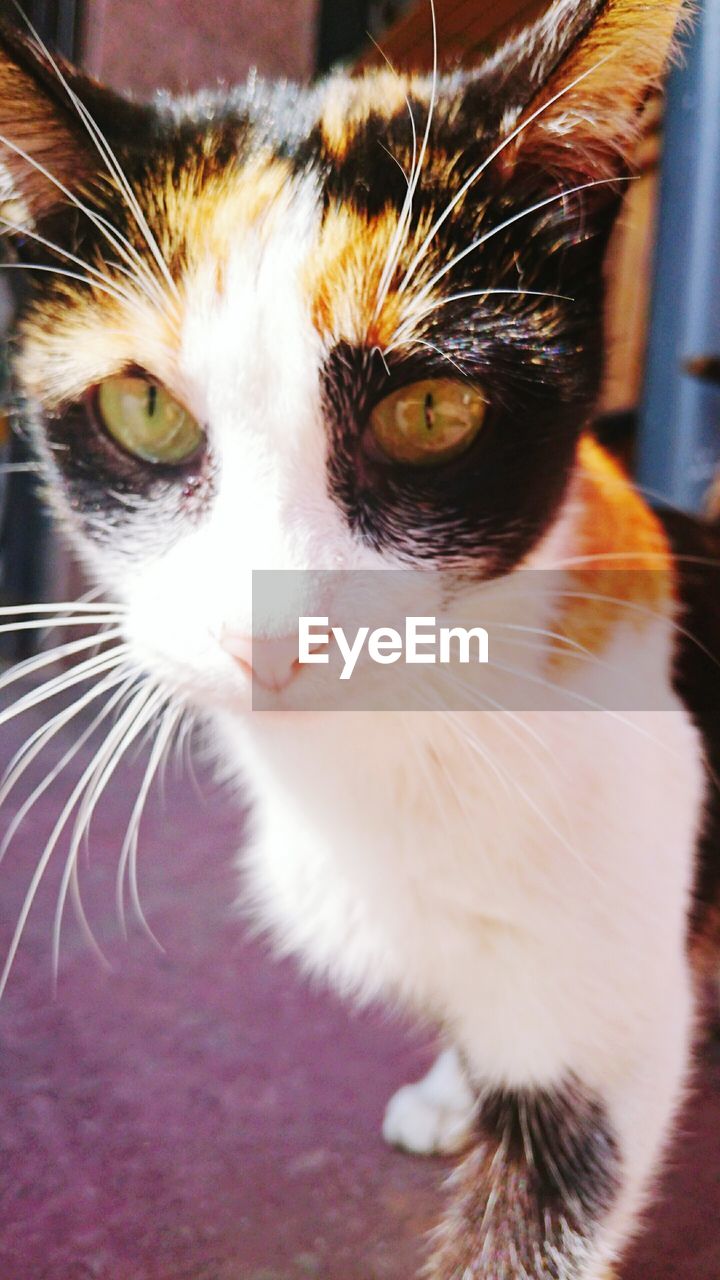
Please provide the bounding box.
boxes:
[369,378,486,466]
[95,375,204,465]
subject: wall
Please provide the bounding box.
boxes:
[82,0,318,94]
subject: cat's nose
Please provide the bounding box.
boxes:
[219,629,304,692]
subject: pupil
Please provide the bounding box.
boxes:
[423,392,435,431]
[147,384,158,417]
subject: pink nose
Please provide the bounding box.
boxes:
[220,630,303,693]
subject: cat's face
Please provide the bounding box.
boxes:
[0,1,681,709]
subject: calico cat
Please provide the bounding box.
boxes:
[0,0,717,1276]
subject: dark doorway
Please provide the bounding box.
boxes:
[0,1,84,658]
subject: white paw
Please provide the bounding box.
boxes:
[382,1048,477,1157]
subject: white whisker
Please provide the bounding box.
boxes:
[489,633,595,662]
[552,587,720,675]
[0,669,136,863]
[388,288,573,350]
[0,614,124,636]
[177,710,204,801]
[51,683,167,983]
[377,141,412,189]
[0,661,123,804]
[403,715,477,827]
[0,213,149,306]
[0,128,167,311]
[0,628,125,707]
[118,701,182,946]
[435,670,576,825]
[0,600,123,615]
[0,674,153,997]
[396,336,468,376]
[67,853,110,974]
[408,177,632,306]
[65,95,180,304]
[398,51,615,296]
[489,620,595,659]
[373,0,437,320]
[371,47,419,319]
[467,715,574,839]
[0,643,129,731]
[485,655,680,755]
[0,260,141,305]
[547,548,720,571]
[442,709,600,884]
[15,6,180,305]
[414,687,515,801]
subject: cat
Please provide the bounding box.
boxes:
[0,0,717,1276]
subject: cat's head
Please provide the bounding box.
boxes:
[0,0,685,709]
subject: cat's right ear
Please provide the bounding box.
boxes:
[0,21,151,230]
[484,0,690,185]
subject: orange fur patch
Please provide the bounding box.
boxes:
[550,435,673,661]
[14,152,301,409]
[320,70,418,161]
[304,203,408,349]
[16,287,183,411]
[149,151,296,281]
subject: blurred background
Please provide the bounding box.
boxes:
[1,0,719,650]
[0,8,719,1280]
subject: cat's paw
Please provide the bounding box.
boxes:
[382,1048,477,1156]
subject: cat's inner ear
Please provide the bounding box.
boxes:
[494,0,689,181]
[0,22,143,229]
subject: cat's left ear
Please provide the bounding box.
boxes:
[0,20,152,229]
[491,0,690,184]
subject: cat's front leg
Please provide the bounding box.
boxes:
[383,1047,478,1156]
[428,1076,622,1279]
[426,986,692,1280]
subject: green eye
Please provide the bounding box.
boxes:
[96,375,204,465]
[370,378,487,466]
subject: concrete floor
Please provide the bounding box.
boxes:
[0,690,718,1280]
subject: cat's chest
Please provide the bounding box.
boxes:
[216,706,703,1017]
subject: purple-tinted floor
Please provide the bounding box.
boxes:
[0,695,718,1280]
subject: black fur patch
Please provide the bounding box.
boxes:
[36,401,215,563]
[314,91,617,576]
[429,1078,620,1280]
[322,260,603,578]
[654,509,720,940]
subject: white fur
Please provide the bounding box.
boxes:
[383,1047,477,1155]
[94,221,705,1270]
[226,691,699,1262]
